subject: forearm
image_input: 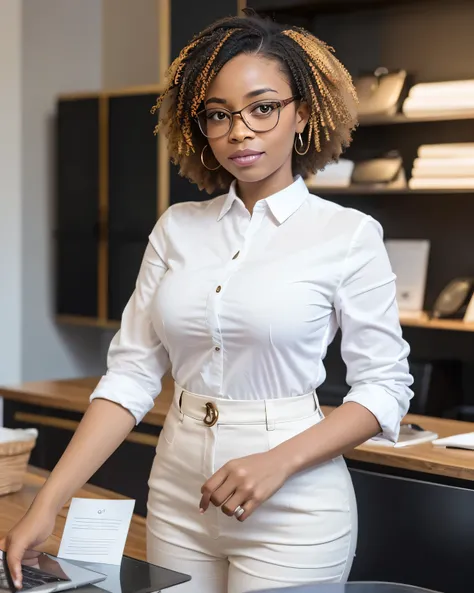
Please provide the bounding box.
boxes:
[31,398,136,514]
[275,402,380,477]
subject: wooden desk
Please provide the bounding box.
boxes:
[0,375,174,428]
[2,395,474,593]
[2,376,474,482]
[0,467,146,560]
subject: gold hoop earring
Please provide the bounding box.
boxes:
[294,132,310,156]
[201,145,221,171]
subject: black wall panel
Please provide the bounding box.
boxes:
[56,98,100,233]
[108,239,149,321]
[108,94,159,237]
[56,238,98,317]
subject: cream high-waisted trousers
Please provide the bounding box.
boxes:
[146,383,358,593]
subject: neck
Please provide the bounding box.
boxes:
[236,165,295,215]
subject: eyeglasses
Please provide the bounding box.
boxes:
[196,96,299,139]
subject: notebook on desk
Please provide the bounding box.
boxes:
[365,423,438,448]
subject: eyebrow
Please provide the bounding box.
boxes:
[205,87,278,105]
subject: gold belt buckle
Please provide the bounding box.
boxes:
[203,402,219,427]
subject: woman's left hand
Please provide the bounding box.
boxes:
[199,450,291,521]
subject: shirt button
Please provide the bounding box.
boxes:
[232,251,240,260]
[216,286,222,293]
[215,346,220,352]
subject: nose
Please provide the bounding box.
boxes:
[228,113,255,143]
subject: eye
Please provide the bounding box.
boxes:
[251,102,278,116]
[206,110,230,121]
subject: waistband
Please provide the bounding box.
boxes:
[173,383,322,430]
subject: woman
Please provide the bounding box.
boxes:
[3,10,413,593]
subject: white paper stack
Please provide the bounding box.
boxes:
[432,433,474,450]
[403,79,474,118]
[409,143,474,190]
[306,159,354,188]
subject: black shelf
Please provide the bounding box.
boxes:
[358,111,474,127]
[307,185,474,195]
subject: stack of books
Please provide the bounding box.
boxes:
[409,143,474,190]
[403,79,474,118]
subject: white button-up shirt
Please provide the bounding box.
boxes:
[91,175,413,442]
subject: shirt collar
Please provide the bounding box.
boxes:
[217,175,309,224]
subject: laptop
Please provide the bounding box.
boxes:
[0,550,191,593]
[64,555,191,593]
[0,550,106,592]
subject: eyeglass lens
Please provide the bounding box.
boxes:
[198,101,281,138]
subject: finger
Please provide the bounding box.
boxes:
[6,543,25,589]
[209,480,237,509]
[221,491,248,517]
[234,498,259,522]
[22,549,41,563]
[199,467,228,512]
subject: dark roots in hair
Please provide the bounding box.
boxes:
[151,9,359,194]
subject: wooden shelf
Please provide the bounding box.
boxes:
[359,110,474,127]
[56,315,120,330]
[400,313,474,332]
[307,185,474,195]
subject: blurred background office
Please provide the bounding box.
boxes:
[2,3,474,592]
[3,0,474,421]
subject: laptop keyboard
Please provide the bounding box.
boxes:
[21,565,68,591]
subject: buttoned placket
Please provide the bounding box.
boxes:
[205,202,267,395]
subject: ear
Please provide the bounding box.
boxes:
[295,100,310,134]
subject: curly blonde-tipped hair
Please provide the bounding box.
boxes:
[151,9,358,194]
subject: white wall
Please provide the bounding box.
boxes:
[21,0,107,381]
[0,0,162,395]
[0,1,23,422]
[102,0,160,88]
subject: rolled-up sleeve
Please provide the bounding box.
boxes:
[89,211,172,424]
[334,216,414,443]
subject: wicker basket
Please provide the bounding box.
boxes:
[0,435,37,496]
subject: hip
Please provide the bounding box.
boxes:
[149,383,356,519]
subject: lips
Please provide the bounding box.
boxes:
[229,149,264,167]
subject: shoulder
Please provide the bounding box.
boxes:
[306,192,383,241]
[149,192,228,237]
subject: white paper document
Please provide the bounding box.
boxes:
[432,432,474,450]
[58,498,135,565]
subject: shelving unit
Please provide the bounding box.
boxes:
[306,186,474,196]
[250,0,433,16]
[358,111,474,127]
[400,313,474,333]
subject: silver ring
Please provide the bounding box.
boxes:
[233,505,245,519]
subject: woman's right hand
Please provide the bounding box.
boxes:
[1,506,57,590]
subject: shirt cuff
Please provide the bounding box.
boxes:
[89,373,156,425]
[342,384,406,443]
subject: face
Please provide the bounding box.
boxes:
[202,53,309,186]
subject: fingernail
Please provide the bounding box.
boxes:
[199,507,204,514]
[14,580,21,589]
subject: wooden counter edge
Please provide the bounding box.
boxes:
[2,380,474,482]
